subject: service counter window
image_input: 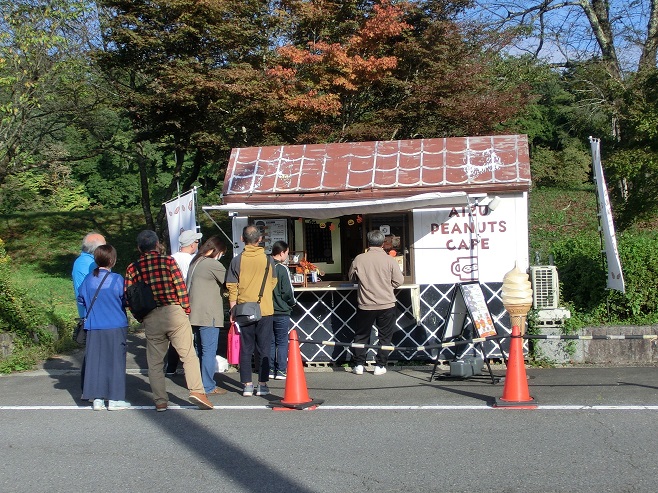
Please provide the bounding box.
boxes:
[304,221,334,263]
[367,213,412,278]
[293,219,342,278]
[282,213,413,283]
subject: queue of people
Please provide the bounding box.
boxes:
[72,227,399,411]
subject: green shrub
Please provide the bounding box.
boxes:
[530,142,591,187]
[0,168,90,214]
[0,238,51,344]
[550,230,658,325]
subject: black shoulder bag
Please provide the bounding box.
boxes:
[73,271,110,346]
[231,259,270,326]
[125,261,158,321]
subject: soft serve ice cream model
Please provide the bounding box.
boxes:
[501,263,533,335]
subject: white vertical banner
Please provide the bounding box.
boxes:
[590,137,625,293]
[164,188,197,254]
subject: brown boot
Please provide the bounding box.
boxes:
[189,392,214,410]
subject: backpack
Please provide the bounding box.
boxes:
[125,262,157,321]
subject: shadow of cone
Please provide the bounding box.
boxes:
[268,329,324,411]
[493,324,537,409]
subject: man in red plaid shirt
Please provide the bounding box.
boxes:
[124,230,213,411]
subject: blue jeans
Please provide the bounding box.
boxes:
[193,325,219,393]
[270,315,291,374]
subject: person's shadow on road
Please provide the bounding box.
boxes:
[45,332,193,408]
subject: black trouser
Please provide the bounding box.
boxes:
[351,307,397,367]
[239,316,273,384]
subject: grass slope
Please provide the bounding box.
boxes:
[0,209,231,326]
[528,185,599,263]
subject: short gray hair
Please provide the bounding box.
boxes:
[367,230,385,247]
[242,225,262,245]
[81,232,105,254]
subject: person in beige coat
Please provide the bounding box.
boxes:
[348,230,404,376]
[187,236,228,395]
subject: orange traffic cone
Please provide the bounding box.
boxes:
[268,329,323,411]
[493,324,537,409]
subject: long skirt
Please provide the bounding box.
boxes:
[81,327,128,401]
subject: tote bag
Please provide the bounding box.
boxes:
[227,322,241,365]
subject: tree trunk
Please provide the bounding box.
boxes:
[136,144,155,231]
[580,0,623,82]
[182,147,203,193]
[154,146,186,243]
[638,0,658,72]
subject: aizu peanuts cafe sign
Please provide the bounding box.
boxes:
[413,192,529,285]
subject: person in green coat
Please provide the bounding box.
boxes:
[269,241,296,380]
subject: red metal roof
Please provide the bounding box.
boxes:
[221,135,530,204]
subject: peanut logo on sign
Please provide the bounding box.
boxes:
[450,256,478,281]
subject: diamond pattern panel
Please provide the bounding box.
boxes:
[293,283,524,362]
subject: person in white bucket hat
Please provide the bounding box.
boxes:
[166,229,203,376]
[173,229,203,278]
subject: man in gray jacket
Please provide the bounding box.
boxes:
[348,230,405,375]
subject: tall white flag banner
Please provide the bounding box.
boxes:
[590,137,625,293]
[164,189,197,254]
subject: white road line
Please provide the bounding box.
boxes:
[2,405,658,411]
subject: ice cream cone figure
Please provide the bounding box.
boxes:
[495,262,537,408]
[506,304,532,336]
[501,263,533,335]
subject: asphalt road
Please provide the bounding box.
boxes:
[1,334,658,493]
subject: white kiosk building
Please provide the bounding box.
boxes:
[205,134,532,363]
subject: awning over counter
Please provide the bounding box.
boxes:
[218,134,531,206]
[203,191,469,219]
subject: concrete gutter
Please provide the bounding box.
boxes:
[535,325,658,365]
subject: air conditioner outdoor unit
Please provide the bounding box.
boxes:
[530,266,559,309]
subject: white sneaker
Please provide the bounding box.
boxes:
[352,365,364,375]
[373,366,387,376]
[108,400,131,411]
[92,399,105,411]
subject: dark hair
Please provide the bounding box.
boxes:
[367,230,385,247]
[92,244,117,276]
[137,230,159,253]
[191,236,227,265]
[271,240,289,257]
[242,225,262,245]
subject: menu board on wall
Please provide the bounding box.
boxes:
[253,218,288,254]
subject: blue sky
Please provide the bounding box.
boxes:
[460,0,651,72]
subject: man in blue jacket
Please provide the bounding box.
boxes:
[72,232,106,317]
